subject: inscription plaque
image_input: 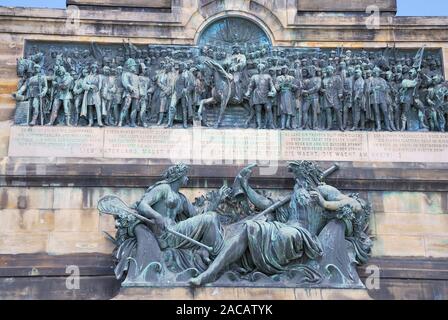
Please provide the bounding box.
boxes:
[281,131,368,161]
[8,126,448,164]
[195,129,281,163]
[8,126,103,158]
[367,132,448,162]
[104,128,193,160]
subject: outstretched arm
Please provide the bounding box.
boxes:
[242,182,273,211]
[238,165,273,211]
[310,191,341,211]
[310,191,361,213]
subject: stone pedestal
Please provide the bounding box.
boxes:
[113,287,372,300]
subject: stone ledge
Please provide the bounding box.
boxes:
[1,7,448,45]
[1,254,447,299]
[296,0,396,13]
[1,254,447,283]
[113,287,372,300]
[67,0,171,9]
[1,157,448,191]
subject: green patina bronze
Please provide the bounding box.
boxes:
[98,161,373,289]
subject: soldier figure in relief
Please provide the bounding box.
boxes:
[342,66,354,130]
[111,66,124,126]
[156,62,173,126]
[245,63,277,129]
[226,44,247,104]
[81,62,104,127]
[321,66,344,131]
[351,69,366,131]
[138,64,151,128]
[275,65,297,130]
[364,69,375,130]
[47,65,74,126]
[385,71,398,131]
[399,68,425,131]
[14,63,48,126]
[167,62,192,128]
[370,67,392,131]
[119,58,140,127]
[301,66,322,130]
[72,68,89,126]
[426,75,448,131]
[100,66,116,126]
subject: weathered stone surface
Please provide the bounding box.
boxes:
[294,288,371,300]
[99,213,115,234]
[372,235,426,257]
[0,209,55,234]
[114,287,371,300]
[424,236,448,258]
[113,287,193,300]
[297,0,396,13]
[2,253,446,300]
[375,213,448,237]
[80,187,144,210]
[1,186,446,259]
[0,187,54,210]
[0,106,14,122]
[0,121,10,156]
[53,209,100,232]
[367,278,448,300]
[0,275,120,300]
[369,191,446,215]
[52,188,84,210]
[194,287,297,300]
[1,4,447,47]
[67,0,171,8]
[47,231,113,254]
[444,48,448,79]
[0,232,48,254]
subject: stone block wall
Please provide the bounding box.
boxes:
[1,186,447,258]
[1,184,447,299]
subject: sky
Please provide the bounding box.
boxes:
[0,0,447,16]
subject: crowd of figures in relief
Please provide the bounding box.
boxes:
[14,40,447,131]
[97,161,373,288]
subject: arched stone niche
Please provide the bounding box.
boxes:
[197,16,272,49]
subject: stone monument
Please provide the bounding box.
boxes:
[0,0,447,300]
